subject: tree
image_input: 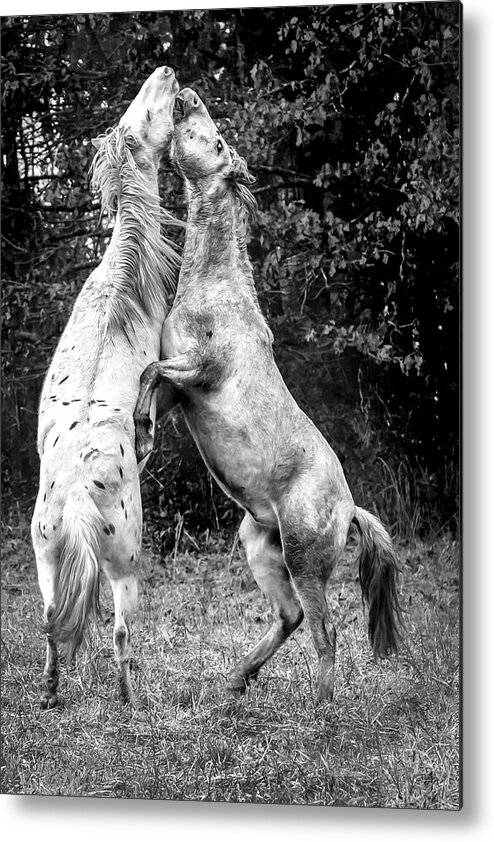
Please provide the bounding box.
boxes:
[1,5,460,534]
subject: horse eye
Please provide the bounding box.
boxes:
[146,109,151,123]
[216,140,223,154]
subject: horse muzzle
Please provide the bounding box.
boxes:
[175,88,207,119]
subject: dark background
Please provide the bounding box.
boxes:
[1,3,460,543]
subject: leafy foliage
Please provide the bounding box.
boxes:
[1,4,460,533]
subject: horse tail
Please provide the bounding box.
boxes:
[45,486,105,660]
[352,506,403,658]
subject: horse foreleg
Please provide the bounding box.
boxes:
[227,513,304,697]
[134,353,203,462]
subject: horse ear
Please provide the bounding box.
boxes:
[229,150,256,186]
[91,136,103,150]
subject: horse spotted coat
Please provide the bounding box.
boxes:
[31,66,181,708]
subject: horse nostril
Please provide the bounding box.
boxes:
[163,66,172,77]
[193,96,199,107]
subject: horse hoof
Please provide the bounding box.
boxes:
[40,693,58,710]
[225,687,243,702]
[316,688,334,706]
[135,432,153,463]
[225,674,248,698]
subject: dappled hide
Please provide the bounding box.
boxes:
[31,67,181,709]
[134,89,402,704]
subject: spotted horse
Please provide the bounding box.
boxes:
[31,67,181,709]
[134,89,403,705]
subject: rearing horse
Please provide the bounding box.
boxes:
[134,89,402,703]
[31,67,180,708]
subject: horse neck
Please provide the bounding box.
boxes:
[103,159,169,322]
[178,185,256,300]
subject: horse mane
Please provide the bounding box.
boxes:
[228,146,258,220]
[232,180,258,219]
[90,125,182,334]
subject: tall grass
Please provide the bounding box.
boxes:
[346,456,460,542]
[1,513,460,807]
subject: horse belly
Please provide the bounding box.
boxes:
[185,413,278,527]
[209,462,277,528]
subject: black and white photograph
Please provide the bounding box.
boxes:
[1,0,466,823]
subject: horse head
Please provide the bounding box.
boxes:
[93,66,179,168]
[172,88,255,197]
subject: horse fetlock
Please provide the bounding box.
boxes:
[44,603,56,623]
[316,658,335,704]
[118,674,136,706]
[316,678,335,705]
[114,624,128,646]
[114,625,131,662]
[42,659,59,688]
[116,652,136,706]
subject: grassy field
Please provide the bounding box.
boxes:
[1,512,460,808]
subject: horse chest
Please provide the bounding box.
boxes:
[162,301,218,356]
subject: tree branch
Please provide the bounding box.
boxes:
[252,180,315,196]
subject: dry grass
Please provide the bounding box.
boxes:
[1,514,460,808]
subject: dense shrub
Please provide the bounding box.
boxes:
[1,4,460,535]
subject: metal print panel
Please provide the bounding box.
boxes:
[1,2,460,809]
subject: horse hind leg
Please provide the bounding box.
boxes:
[103,566,138,706]
[297,578,337,704]
[227,513,304,697]
[281,527,340,704]
[41,630,59,709]
[33,540,60,709]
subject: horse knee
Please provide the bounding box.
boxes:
[238,513,258,551]
[280,604,304,635]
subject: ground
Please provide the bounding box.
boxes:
[1,513,460,808]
